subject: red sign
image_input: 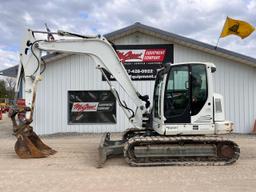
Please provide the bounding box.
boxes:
[143,49,166,62]
[72,102,98,112]
[104,44,173,81]
[17,99,26,107]
[117,50,143,63]
[117,49,166,63]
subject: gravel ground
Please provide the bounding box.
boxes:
[1,114,256,192]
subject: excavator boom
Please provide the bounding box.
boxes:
[11,29,149,159]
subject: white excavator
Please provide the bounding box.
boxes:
[9,28,240,167]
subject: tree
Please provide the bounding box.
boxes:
[5,77,16,99]
[0,80,8,98]
[0,78,16,99]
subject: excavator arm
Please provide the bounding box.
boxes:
[10,29,150,160]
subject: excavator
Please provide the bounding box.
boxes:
[9,28,240,167]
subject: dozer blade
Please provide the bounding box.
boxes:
[97,132,124,168]
[15,130,57,159]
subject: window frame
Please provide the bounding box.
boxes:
[164,64,191,123]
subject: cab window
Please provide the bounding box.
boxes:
[164,65,189,118]
[191,64,208,115]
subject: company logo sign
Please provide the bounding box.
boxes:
[72,102,98,112]
[103,44,173,81]
[117,49,166,63]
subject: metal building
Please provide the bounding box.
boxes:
[2,23,256,134]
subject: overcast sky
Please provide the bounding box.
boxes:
[0,0,255,71]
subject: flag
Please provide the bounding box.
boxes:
[220,17,255,39]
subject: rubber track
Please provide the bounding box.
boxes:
[124,136,240,166]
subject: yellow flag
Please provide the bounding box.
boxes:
[220,17,255,39]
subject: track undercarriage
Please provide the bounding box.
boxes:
[98,128,240,168]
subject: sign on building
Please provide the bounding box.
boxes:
[103,44,173,81]
[68,91,116,124]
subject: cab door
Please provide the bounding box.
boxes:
[164,65,191,123]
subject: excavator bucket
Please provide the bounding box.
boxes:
[15,130,57,159]
[9,107,57,159]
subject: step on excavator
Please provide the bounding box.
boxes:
[9,28,240,167]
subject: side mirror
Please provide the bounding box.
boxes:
[211,66,216,73]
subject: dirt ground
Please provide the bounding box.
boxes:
[1,114,256,192]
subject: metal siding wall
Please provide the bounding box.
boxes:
[33,32,256,134]
[34,55,110,134]
[33,55,154,134]
[113,32,167,45]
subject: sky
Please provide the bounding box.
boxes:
[0,0,255,71]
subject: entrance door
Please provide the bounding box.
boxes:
[164,65,190,123]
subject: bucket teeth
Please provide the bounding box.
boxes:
[28,130,57,155]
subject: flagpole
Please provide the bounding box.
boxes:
[214,36,221,50]
[215,16,228,50]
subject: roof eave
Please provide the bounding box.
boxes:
[105,23,256,67]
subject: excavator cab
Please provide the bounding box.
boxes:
[152,62,217,135]
[98,62,239,167]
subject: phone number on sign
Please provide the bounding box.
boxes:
[127,69,154,74]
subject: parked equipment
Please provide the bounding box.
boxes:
[10,29,240,166]
[0,98,11,113]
